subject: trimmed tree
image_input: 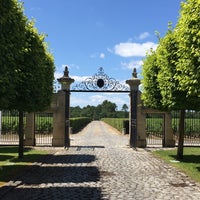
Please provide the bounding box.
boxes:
[174,0,200,159]
[142,0,200,159]
[0,0,55,158]
[156,28,189,160]
[16,21,54,158]
[0,0,27,109]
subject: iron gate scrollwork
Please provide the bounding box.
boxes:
[72,67,130,92]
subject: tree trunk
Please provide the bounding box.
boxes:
[177,109,185,160]
[18,111,24,159]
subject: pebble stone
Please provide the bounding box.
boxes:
[0,121,200,200]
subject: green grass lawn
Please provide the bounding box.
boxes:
[0,146,48,187]
[153,147,200,183]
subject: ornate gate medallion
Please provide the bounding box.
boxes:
[72,67,130,92]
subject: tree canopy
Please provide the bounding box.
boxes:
[0,0,54,112]
[0,0,27,109]
[141,0,200,159]
[0,0,55,158]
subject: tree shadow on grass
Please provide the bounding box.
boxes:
[171,155,200,163]
[196,167,200,172]
[0,146,32,154]
[11,153,47,163]
[0,155,14,161]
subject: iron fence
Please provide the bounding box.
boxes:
[34,112,53,146]
[0,110,22,145]
[146,113,164,146]
[1,109,200,147]
[172,110,200,146]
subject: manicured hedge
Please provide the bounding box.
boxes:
[70,117,92,133]
[101,118,129,134]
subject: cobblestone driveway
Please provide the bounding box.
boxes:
[1,121,200,199]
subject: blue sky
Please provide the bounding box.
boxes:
[22,0,182,109]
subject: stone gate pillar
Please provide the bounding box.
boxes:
[126,68,146,148]
[24,112,35,146]
[164,113,175,147]
[56,66,74,148]
[52,91,66,146]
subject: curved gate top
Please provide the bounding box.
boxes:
[71,67,130,93]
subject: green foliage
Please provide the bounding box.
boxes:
[14,21,55,112]
[142,0,200,111]
[2,120,18,134]
[1,113,26,134]
[70,117,92,133]
[35,120,53,134]
[141,0,200,159]
[146,117,163,133]
[141,50,163,110]
[70,106,82,118]
[156,29,181,110]
[0,0,55,158]
[101,118,129,133]
[100,100,117,118]
[0,0,27,109]
[70,100,128,119]
[175,0,200,98]
[0,0,55,112]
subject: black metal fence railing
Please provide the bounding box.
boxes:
[146,114,164,146]
[0,111,53,146]
[0,110,22,145]
[146,111,200,146]
[1,110,200,147]
[34,112,53,146]
[172,110,200,146]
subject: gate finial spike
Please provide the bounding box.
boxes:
[132,68,137,78]
[64,66,69,77]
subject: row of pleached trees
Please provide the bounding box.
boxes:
[0,0,55,158]
[142,0,200,159]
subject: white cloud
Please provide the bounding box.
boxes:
[90,52,105,59]
[54,71,63,79]
[61,64,79,70]
[71,75,90,82]
[70,93,129,109]
[70,94,90,107]
[91,94,129,109]
[138,32,150,40]
[121,60,143,69]
[100,53,105,59]
[114,41,157,57]
[90,94,106,104]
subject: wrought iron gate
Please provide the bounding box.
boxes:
[146,113,165,146]
[34,112,53,146]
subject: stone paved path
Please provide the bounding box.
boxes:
[1,121,200,199]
